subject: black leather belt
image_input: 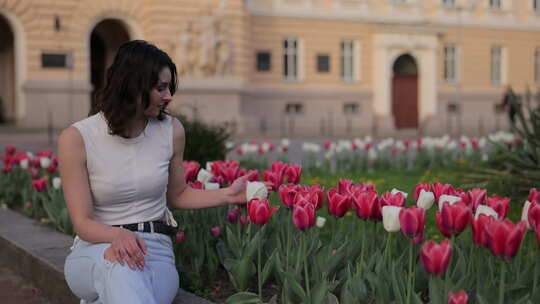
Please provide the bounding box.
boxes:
[114,221,175,236]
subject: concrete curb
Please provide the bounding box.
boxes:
[0,209,214,304]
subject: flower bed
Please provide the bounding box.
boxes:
[2,145,539,304]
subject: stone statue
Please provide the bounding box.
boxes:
[177,21,199,77]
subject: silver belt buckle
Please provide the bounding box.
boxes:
[150,222,155,233]
[138,222,144,232]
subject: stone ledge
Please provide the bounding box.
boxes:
[0,209,214,304]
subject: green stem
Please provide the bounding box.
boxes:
[534,253,539,296]
[258,232,262,299]
[383,233,392,266]
[360,221,366,271]
[303,235,311,296]
[407,241,414,304]
[498,260,506,304]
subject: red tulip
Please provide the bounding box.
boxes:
[432,183,457,201]
[2,165,12,174]
[351,183,376,194]
[327,189,351,218]
[323,141,332,150]
[301,184,324,210]
[247,199,280,225]
[460,188,487,212]
[380,192,405,208]
[36,150,53,158]
[278,184,300,208]
[448,290,468,304]
[414,183,431,201]
[227,207,239,223]
[183,161,200,182]
[270,161,287,181]
[420,239,452,275]
[188,181,204,189]
[486,219,527,259]
[486,195,510,219]
[528,188,540,205]
[5,145,16,156]
[47,164,57,174]
[353,191,381,221]
[284,164,302,184]
[528,202,540,231]
[31,177,48,192]
[222,167,242,185]
[175,231,185,243]
[293,202,315,231]
[210,226,221,237]
[399,206,425,239]
[263,171,282,191]
[239,215,250,225]
[435,202,471,238]
[337,179,354,195]
[472,214,494,247]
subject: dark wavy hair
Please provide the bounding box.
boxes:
[89,40,178,137]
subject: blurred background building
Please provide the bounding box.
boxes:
[0,0,539,137]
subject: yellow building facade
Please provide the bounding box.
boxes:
[1,0,539,136]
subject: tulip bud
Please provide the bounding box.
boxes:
[391,188,408,199]
[40,157,51,169]
[204,182,220,190]
[448,290,468,304]
[227,207,239,223]
[417,190,435,210]
[246,181,268,201]
[52,177,62,190]
[20,159,29,169]
[210,226,221,237]
[382,206,402,232]
[316,216,326,228]
[420,240,452,275]
[197,168,214,184]
[175,231,185,243]
[239,215,250,225]
[475,205,498,220]
[438,195,462,210]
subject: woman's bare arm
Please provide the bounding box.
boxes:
[166,118,252,210]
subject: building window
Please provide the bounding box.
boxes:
[317,54,330,73]
[489,0,501,9]
[534,0,540,12]
[391,0,406,3]
[283,38,299,81]
[256,51,271,71]
[442,0,456,5]
[444,45,458,83]
[285,103,303,114]
[341,40,358,82]
[343,103,359,114]
[491,46,503,85]
[535,48,540,84]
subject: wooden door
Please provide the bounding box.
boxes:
[392,75,418,128]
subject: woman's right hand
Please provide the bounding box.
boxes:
[104,228,148,270]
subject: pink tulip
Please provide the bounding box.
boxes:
[175,231,185,243]
[239,215,250,225]
[284,164,302,184]
[448,290,468,304]
[435,202,471,238]
[351,183,376,194]
[460,188,487,212]
[420,239,452,275]
[5,145,16,156]
[227,207,239,223]
[353,191,381,221]
[414,183,431,201]
[210,226,221,237]
[486,195,510,219]
[472,214,494,247]
[270,161,287,180]
[263,171,282,191]
[47,164,57,174]
[486,219,527,259]
[380,192,405,208]
[399,206,425,240]
[327,189,351,218]
[527,202,540,231]
[293,202,315,231]
[36,150,53,158]
[432,183,457,201]
[323,141,332,150]
[183,161,200,182]
[244,169,259,182]
[529,188,540,204]
[189,181,204,189]
[247,199,280,225]
[31,177,48,192]
[337,179,354,195]
[278,184,300,208]
[301,184,324,210]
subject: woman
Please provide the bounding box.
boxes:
[59,40,254,304]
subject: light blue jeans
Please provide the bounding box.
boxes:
[64,232,179,304]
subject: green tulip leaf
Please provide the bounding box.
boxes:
[310,279,329,304]
[225,292,263,304]
[226,226,242,259]
[261,249,276,285]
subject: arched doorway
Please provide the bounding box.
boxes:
[392,54,418,129]
[0,14,15,124]
[90,19,130,100]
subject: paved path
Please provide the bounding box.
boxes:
[0,265,51,304]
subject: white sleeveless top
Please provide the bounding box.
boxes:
[73,112,173,226]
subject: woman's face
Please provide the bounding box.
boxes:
[144,67,173,118]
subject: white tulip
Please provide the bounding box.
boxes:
[204,182,220,190]
[368,149,378,161]
[391,188,408,199]
[417,190,435,210]
[475,205,499,220]
[438,195,462,210]
[26,152,34,159]
[20,159,29,169]
[225,141,235,150]
[246,181,268,201]
[52,177,62,190]
[197,168,214,184]
[521,201,532,229]
[281,138,290,146]
[316,216,327,228]
[40,157,51,169]
[382,206,402,232]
